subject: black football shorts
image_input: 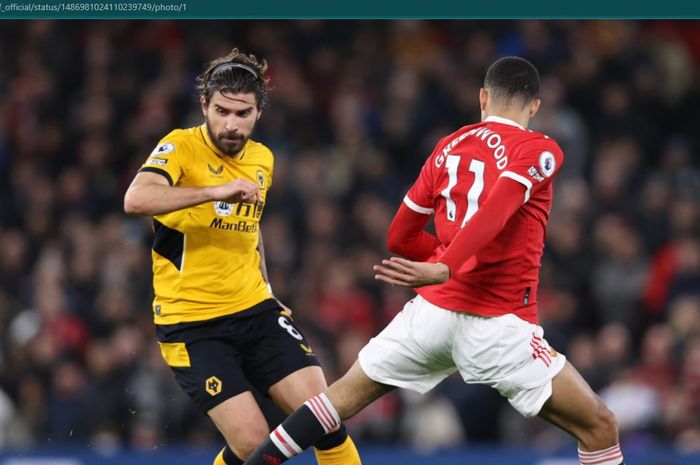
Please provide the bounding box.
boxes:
[155,299,321,413]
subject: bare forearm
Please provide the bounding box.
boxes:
[257,229,270,284]
[124,183,214,216]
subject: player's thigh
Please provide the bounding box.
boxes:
[157,332,254,413]
[358,296,458,395]
[157,332,269,456]
[208,391,269,459]
[268,365,327,414]
[537,361,618,446]
[242,308,323,408]
[453,313,566,418]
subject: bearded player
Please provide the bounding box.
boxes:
[243,57,624,465]
[124,48,361,465]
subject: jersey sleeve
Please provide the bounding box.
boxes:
[139,136,189,186]
[498,138,564,203]
[403,136,448,215]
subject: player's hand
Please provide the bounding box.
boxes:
[208,179,261,204]
[276,299,293,317]
[373,257,450,288]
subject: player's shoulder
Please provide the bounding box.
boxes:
[512,128,563,158]
[151,127,198,156]
[244,139,274,163]
[161,127,200,143]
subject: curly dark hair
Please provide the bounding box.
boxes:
[196,48,271,109]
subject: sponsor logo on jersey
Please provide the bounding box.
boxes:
[214,201,233,217]
[147,157,168,166]
[151,142,175,156]
[210,217,258,233]
[539,151,556,177]
[215,201,265,218]
[205,376,222,396]
[256,170,266,190]
[527,166,545,182]
[208,164,224,175]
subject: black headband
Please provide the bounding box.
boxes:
[209,62,260,82]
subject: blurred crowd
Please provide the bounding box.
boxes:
[0,20,699,454]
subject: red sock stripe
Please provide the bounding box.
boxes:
[307,397,333,432]
[273,429,297,457]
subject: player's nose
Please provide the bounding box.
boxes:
[224,115,240,132]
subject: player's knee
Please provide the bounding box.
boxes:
[229,427,269,459]
[582,398,619,449]
[595,402,619,440]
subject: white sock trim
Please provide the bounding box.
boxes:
[270,428,294,459]
[304,393,341,434]
[578,444,623,465]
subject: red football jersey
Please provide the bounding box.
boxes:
[404,116,564,323]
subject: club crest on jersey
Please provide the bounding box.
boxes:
[256,170,266,190]
[151,142,175,156]
[214,201,233,217]
[539,151,556,177]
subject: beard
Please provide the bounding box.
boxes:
[205,117,250,156]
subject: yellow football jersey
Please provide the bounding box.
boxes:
[139,124,274,325]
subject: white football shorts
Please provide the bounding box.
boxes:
[358,294,566,417]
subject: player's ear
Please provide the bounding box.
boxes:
[256,109,262,121]
[479,88,489,112]
[529,98,541,118]
[200,95,208,115]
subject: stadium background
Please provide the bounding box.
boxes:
[0,19,699,464]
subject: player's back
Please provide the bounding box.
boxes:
[405,116,563,323]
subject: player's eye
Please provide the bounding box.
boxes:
[237,109,253,117]
[216,107,228,115]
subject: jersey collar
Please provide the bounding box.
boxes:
[484,115,525,130]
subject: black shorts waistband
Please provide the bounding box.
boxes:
[155,298,279,340]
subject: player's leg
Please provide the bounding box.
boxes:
[243,295,457,465]
[538,361,624,465]
[156,323,269,465]
[268,363,392,465]
[243,307,363,465]
[208,392,270,462]
[452,312,623,465]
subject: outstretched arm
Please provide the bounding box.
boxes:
[123,171,261,216]
[374,177,526,287]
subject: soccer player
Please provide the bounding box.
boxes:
[243,57,625,465]
[123,48,361,465]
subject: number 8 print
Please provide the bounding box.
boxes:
[278,316,303,340]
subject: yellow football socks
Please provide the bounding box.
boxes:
[314,435,362,465]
